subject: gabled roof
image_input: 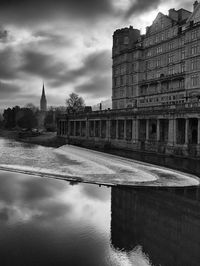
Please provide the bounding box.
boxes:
[146,12,173,35]
[152,12,168,23]
[187,2,200,23]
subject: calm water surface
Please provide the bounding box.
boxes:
[0,171,152,266]
[0,138,200,265]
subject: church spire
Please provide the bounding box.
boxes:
[40,82,47,111]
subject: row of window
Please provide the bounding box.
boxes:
[113,54,128,65]
[147,45,183,57]
[114,74,200,97]
[139,93,185,105]
[114,65,186,87]
[142,73,199,87]
[113,79,185,99]
[113,76,127,87]
[145,65,185,80]
[114,41,199,69]
[113,87,135,98]
[144,26,178,47]
[113,64,127,76]
[143,26,200,48]
[114,56,200,79]
[114,74,140,87]
[146,42,200,58]
[146,53,185,69]
[113,51,142,66]
[140,80,184,95]
[144,28,200,48]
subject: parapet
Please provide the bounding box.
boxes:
[113,26,141,55]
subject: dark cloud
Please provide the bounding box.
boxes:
[0,207,9,222]
[0,172,66,204]
[48,50,111,89]
[125,0,163,18]
[81,50,111,74]
[60,49,111,84]
[0,0,114,25]
[68,50,111,97]
[21,178,66,202]
[0,48,19,80]
[0,81,21,98]
[0,27,8,42]
[125,0,193,18]
[75,74,111,98]
[33,31,73,47]
[20,50,65,80]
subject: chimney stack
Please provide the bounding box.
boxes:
[168,9,178,21]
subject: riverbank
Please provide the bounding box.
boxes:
[0,129,66,148]
[20,132,66,147]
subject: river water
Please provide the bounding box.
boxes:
[0,138,200,265]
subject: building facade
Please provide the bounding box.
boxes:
[57,2,200,158]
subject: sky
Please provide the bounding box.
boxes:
[0,0,194,109]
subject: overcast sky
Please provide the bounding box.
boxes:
[0,0,193,108]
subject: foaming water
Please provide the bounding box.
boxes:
[0,137,199,186]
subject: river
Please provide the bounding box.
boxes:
[0,137,199,265]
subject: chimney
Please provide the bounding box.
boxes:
[168,9,178,21]
[193,1,198,10]
[146,26,150,34]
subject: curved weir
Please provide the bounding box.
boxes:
[0,138,199,187]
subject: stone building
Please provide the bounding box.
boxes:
[57,1,200,158]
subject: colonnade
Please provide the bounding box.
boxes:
[58,117,200,147]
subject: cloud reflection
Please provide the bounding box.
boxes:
[0,170,153,265]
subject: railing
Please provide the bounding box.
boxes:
[139,72,185,85]
[57,101,200,120]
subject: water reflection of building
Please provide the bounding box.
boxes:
[111,186,200,266]
[58,2,200,158]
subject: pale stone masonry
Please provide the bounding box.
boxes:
[112,3,200,109]
[57,2,200,158]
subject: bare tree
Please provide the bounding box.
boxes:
[66,93,85,112]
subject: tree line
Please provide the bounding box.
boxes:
[0,93,86,131]
[0,105,61,131]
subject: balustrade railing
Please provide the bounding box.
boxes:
[58,101,200,120]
